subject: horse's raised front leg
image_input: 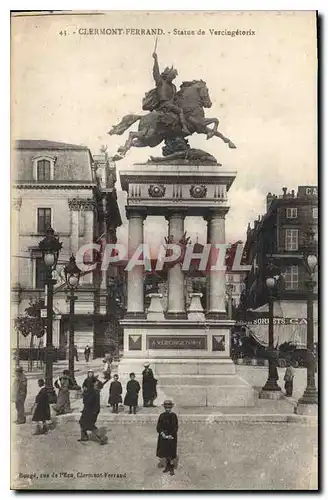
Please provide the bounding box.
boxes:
[117,131,141,156]
[205,126,236,149]
[203,118,220,139]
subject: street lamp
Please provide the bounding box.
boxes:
[64,255,81,390]
[38,227,63,403]
[259,272,281,398]
[296,229,318,411]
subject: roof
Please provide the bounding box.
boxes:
[15,140,89,151]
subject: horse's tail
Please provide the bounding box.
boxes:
[108,114,141,136]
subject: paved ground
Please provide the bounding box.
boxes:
[11,420,317,490]
[11,360,318,491]
[17,361,317,416]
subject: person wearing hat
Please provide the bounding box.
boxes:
[142,362,157,408]
[13,366,27,424]
[78,378,108,445]
[82,370,97,393]
[156,400,178,476]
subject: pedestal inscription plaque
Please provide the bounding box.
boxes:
[147,335,206,350]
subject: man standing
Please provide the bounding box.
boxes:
[142,362,157,407]
[84,345,91,362]
[156,400,178,476]
[13,366,27,424]
[284,361,295,397]
[73,345,79,362]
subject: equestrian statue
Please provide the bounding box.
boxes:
[108,49,236,164]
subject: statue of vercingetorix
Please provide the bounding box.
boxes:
[109,45,236,163]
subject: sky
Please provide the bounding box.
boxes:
[11,11,318,246]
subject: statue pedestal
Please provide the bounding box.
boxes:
[118,318,255,407]
[119,163,254,407]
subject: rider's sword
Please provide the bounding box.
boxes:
[153,35,158,54]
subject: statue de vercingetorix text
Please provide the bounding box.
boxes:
[109,50,236,164]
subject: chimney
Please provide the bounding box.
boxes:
[282,187,287,198]
[266,192,275,211]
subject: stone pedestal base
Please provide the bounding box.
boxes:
[259,390,282,400]
[294,403,318,416]
[119,318,255,407]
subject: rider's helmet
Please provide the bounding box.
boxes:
[161,66,178,81]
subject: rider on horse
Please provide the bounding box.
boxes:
[142,52,190,135]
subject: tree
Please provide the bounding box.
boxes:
[14,299,50,371]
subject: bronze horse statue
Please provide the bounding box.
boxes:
[108,80,236,159]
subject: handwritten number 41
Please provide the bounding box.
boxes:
[59,30,67,36]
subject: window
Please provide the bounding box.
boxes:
[286,207,297,219]
[35,258,47,289]
[313,207,318,219]
[32,155,56,181]
[285,229,299,251]
[284,266,299,290]
[37,208,51,233]
[37,160,51,181]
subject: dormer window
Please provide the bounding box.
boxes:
[37,160,51,180]
[32,155,56,181]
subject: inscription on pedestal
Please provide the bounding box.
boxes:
[129,334,142,350]
[147,335,206,349]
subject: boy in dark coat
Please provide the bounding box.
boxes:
[142,362,157,407]
[156,400,178,476]
[108,374,122,413]
[78,378,108,445]
[124,373,140,414]
[32,379,51,435]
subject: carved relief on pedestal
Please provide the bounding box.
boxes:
[172,184,182,199]
[148,184,166,198]
[213,185,227,199]
[190,185,207,198]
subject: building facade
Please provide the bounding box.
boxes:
[11,140,122,358]
[240,185,318,345]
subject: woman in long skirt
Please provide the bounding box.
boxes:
[32,379,51,435]
[53,370,72,415]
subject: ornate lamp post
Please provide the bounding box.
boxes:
[296,228,318,413]
[64,255,81,390]
[38,228,63,403]
[259,273,281,398]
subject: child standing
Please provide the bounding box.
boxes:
[108,374,122,413]
[32,379,51,435]
[156,400,178,476]
[124,372,140,414]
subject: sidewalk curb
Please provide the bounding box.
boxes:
[20,412,317,426]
